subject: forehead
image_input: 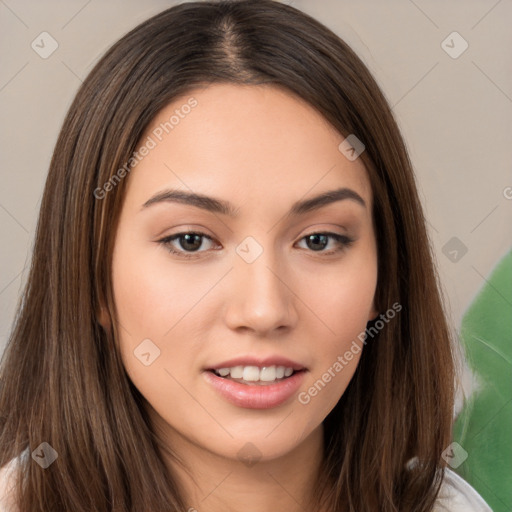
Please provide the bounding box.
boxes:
[123,83,372,214]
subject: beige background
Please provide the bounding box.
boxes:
[0,0,511,354]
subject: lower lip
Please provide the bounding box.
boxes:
[203,370,306,409]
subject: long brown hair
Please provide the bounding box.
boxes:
[0,1,455,510]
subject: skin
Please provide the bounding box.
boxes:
[110,83,378,512]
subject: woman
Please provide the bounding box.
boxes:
[0,1,492,510]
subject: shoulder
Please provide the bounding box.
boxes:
[0,452,26,512]
[433,467,493,512]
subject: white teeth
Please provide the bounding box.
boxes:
[260,366,276,381]
[213,365,297,382]
[230,366,244,379]
[242,366,260,381]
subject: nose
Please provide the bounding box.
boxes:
[223,245,299,336]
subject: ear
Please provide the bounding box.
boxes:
[97,304,112,329]
[368,301,379,322]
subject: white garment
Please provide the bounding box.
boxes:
[0,453,493,511]
[432,468,492,511]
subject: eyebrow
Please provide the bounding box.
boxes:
[141,186,366,217]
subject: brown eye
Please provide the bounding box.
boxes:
[297,232,354,255]
[173,233,203,252]
[159,232,217,259]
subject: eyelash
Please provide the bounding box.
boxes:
[158,231,354,260]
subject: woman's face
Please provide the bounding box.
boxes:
[111,83,378,463]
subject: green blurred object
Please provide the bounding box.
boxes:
[453,249,512,512]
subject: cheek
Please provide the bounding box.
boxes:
[111,235,194,385]
[304,248,377,339]
[111,232,213,339]
[110,230,233,395]
[297,245,377,415]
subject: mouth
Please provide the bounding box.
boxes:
[207,365,303,385]
[203,358,308,409]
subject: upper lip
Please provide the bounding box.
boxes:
[206,355,307,372]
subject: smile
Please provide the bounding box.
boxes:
[212,365,295,384]
[204,367,307,409]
